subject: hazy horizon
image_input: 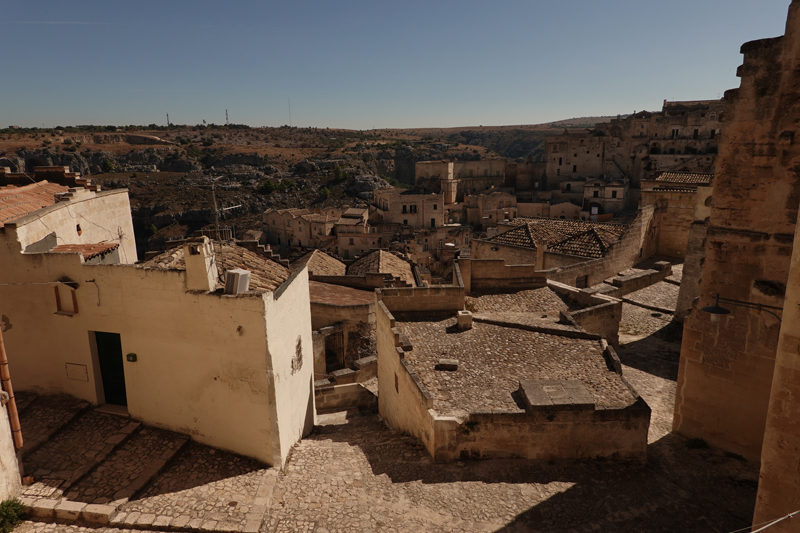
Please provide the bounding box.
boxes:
[1,0,791,130]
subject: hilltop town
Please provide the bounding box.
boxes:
[0,4,799,533]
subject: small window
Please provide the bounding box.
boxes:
[558,158,563,166]
[612,190,618,199]
[433,204,438,210]
[573,165,577,173]
[349,238,354,245]
[54,284,78,315]
[402,205,407,214]
[76,224,82,236]
[403,219,408,225]
[556,169,561,176]
[430,218,435,228]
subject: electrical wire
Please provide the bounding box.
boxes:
[728,509,800,533]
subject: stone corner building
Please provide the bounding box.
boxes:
[673,1,800,529]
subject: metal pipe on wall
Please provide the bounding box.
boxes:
[0,326,23,450]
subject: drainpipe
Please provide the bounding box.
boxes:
[0,326,23,450]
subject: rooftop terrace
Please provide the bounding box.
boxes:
[397,317,638,416]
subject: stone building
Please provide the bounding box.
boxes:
[461,188,518,228]
[263,208,336,249]
[372,188,445,229]
[0,174,316,467]
[376,304,650,462]
[544,99,723,190]
[580,179,628,219]
[414,160,508,204]
[672,0,800,510]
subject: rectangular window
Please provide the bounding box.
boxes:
[423,244,429,252]
[693,129,699,139]
[593,191,599,198]
[483,169,488,177]
[558,158,563,166]
[402,205,407,214]
[430,218,435,228]
[410,205,417,214]
[403,219,408,225]
[433,204,438,210]
[573,165,577,173]
[349,238,354,245]
[710,129,716,139]
[612,190,618,198]
[54,285,78,315]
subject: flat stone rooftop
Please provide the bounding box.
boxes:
[397,317,637,416]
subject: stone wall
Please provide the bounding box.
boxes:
[314,383,377,413]
[641,189,705,259]
[460,257,547,294]
[310,300,375,331]
[376,285,464,317]
[673,4,800,462]
[0,401,20,500]
[754,209,800,530]
[431,401,650,462]
[543,205,658,287]
[548,281,623,346]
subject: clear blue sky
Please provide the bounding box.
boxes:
[0,0,791,129]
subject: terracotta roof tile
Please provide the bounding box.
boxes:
[655,172,713,185]
[0,181,69,227]
[347,250,416,287]
[51,242,119,260]
[490,218,628,258]
[309,281,374,306]
[291,250,346,277]
[141,242,291,291]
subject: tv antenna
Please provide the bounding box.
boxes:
[166,113,169,127]
[288,98,291,127]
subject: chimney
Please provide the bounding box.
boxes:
[457,310,473,330]
[183,237,218,292]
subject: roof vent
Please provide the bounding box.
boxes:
[224,269,251,296]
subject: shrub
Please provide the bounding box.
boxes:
[0,499,27,532]
[333,165,344,181]
[101,158,115,173]
[63,138,73,145]
[149,223,158,236]
[320,187,331,199]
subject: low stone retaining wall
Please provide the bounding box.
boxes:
[315,383,377,413]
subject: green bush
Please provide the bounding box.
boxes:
[333,165,344,181]
[320,187,331,199]
[63,138,73,145]
[0,499,27,532]
[101,158,115,173]
[149,223,158,236]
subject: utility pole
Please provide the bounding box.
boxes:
[166,113,170,127]
[288,98,291,128]
[226,110,229,125]
[212,181,220,241]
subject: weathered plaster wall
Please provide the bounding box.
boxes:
[673,4,800,461]
[375,302,435,455]
[265,268,316,466]
[12,189,137,263]
[0,403,20,500]
[0,233,313,466]
[640,189,703,259]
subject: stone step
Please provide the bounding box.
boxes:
[67,426,189,505]
[21,410,140,500]
[18,394,91,461]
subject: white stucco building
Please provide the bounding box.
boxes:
[0,178,315,466]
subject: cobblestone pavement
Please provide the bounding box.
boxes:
[262,408,757,533]
[398,317,636,414]
[19,395,89,458]
[466,288,574,315]
[473,314,580,333]
[119,441,272,531]
[623,282,680,313]
[23,412,137,499]
[69,427,188,504]
[619,303,681,340]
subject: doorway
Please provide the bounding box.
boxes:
[94,332,127,406]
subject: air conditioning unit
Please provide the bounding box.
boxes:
[224,269,251,295]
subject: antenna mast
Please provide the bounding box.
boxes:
[166,113,169,127]
[288,98,291,127]
[212,181,220,241]
[226,109,229,125]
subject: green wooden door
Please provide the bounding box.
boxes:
[95,331,127,406]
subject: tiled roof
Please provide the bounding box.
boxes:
[300,213,330,223]
[52,242,119,260]
[0,182,69,227]
[335,217,363,226]
[342,207,367,218]
[308,281,374,306]
[141,242,291,291]
[655,172,713,185]
[490,218,627,258]
[347,250,416,287]
[291,250,346,277]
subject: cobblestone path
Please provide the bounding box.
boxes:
[119,441,271,531]
[22,412,137,500]
[18,394,89,458]
[69,427,188,504]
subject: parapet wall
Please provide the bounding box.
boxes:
[431,400,650,462]
[548,281,623,346]
[460,257,547,294]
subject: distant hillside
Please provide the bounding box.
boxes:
[541,115,629,129]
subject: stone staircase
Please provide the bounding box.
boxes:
[14,392,275,532]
